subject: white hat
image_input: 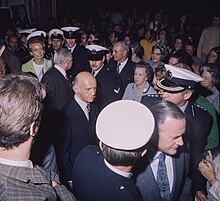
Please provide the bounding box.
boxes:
[86,45,108,52]
[61,27,80,39]
[86,45,109,60]
[49,29,63,39]
[157,64,203,93]
[27,30,46,41]
[96,100,155,150]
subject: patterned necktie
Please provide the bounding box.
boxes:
[116,63,121,75]
[156,152,170,201]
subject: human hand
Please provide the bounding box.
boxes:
[195,191,208,201]
[198,159,216,184]
[68,180,73,189]
[51,180,60,187]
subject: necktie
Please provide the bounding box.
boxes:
[156,153,170,201]
[86,104,91,120]
[116,63,121,75]
[65,74,72,86]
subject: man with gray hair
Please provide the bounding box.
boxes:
[107,41,135,93]
[35,48,74,172]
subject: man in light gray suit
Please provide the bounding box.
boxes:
[133,100,188,201]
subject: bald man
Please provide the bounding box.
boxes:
[58,72,97,190]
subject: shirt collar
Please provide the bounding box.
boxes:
[54,64,67,78]
[74,94,87,111]
[0,157,33,168]
[0,44,6,56]
[104,159,132,178]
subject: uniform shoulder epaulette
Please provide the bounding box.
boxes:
[193,103,207,111]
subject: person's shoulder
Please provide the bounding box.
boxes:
[141,94,162,108]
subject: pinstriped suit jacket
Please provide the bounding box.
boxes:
[133,147,188,201]
[0,163,76,201]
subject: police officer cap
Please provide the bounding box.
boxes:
[49,29,64,40]
[96,100,155,150]
[27,30,46,48]
[86,45,109,61]
[157,64,203,93]
[61,26,80,39]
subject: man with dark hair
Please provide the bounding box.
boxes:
[0,74,76,200]
[61,26,90,80]
[86,44,123,113]
[73,100,155,201]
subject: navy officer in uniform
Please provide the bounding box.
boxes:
[61,26,90,80]
[73,100,155,201]
[156,64,213,200]
[86,44,123,113]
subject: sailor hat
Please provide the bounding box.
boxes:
[86,45,109,61]
[49,29,64,40]
[18,28,37,35]
[27,30,46,47]
[96,100,155,150]
[61,27,80,39]
[157,64,203,93]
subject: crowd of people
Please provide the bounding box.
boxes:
[0,5,219,201]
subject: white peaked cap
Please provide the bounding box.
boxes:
[49,29,64,37]
[86,45,108,52]
[96,100,155,150]
[27,30,46,41]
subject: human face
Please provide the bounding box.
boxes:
[65,38,76,48]
[207,50,218,64]
[124,36,131,45]
[185,45,194,57]
[160,91,188,107]
[88,34,96,45]
[8,36,18,51]
[201,71,212,89]
[52,39,63,50]
[112,43,126,63]
[75,75,97,103]
[109,32,116,43]
[30,42,45,60]
[169,57,179,66]
[134,67,147,86]
[158,117,185,155]
[89,58,104,71]
[159,30,166,42]
[174,39,183,51]
[152,48,162,63]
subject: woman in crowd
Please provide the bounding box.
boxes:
[129,41,144,63]
[122,62,157,102]
[22,31,52,81]
[205,46,220,68]
[200,63,219,114]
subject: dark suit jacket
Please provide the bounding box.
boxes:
[58,98,97,182]
[41,67,73,112]
[183,102,213,193]
[107,59,135,93]
[66,44,90,80]
[1,46,21,74]
[0,163,76,201]
[94,65,123,113]
[73,145,143,201]
[133,147,188,201]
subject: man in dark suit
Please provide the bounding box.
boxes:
[0,39,21,74]
[58,71,97,190]
[133,100,187,201]
[107,41,135,93]
[0,74,76,200]
[61,27,90,80]
[73,100,155,201]
[156,64,213,200]
[35,48,73,172]
[86,44,123,113]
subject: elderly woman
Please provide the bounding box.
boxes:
[122,62,157,102]
[200,63,219,114]
[22,31,52,81]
